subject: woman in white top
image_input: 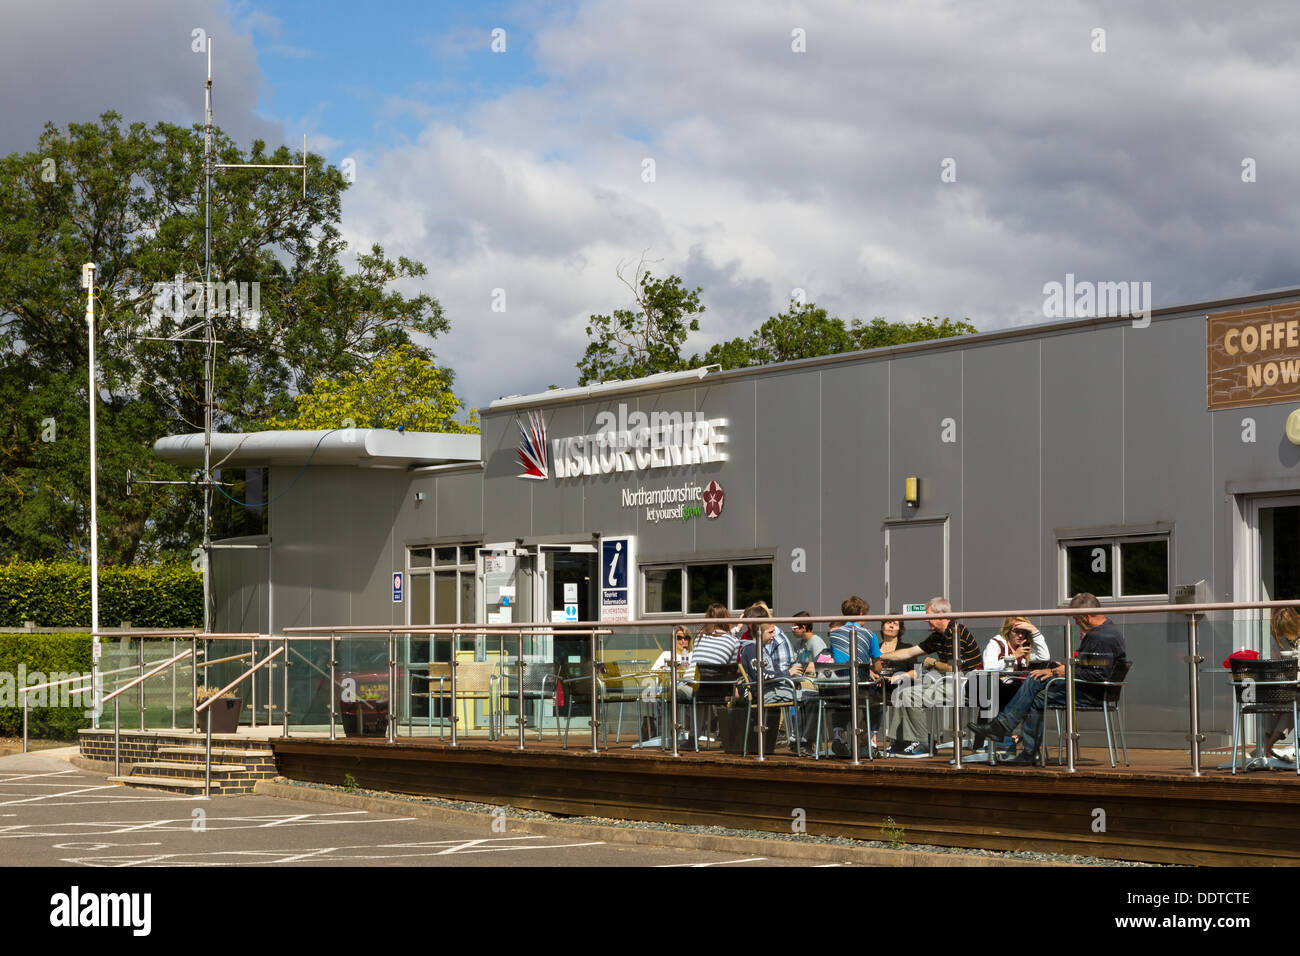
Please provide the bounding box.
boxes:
[983,617,1051,671]
[652,626,693,674]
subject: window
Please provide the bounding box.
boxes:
[408,544,479,652]
[1061,535,1169,601]
[211,467,269,538]
[641,560,774,616]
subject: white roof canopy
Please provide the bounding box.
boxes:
[153,429,481,469]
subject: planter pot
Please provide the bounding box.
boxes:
[339,700,389,737]
[720,707,779,754]
[197,697,243,734]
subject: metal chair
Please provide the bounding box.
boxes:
[1046,658,1133,768]
[496,660,558,741]
[689,663,740,751]
[736,653,804,756]
[1229,657,1300,775]
[810,662,873,759]
[559,664,610,749]
[427,662,497,741]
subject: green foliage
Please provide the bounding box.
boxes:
[0,113,450,565]
[697,303,979,370]
[881,816,906,848]
[577,258,705,385]
[343,773,358,792]
[261,344,478,433]
[0,560,201,627]
[0,633,92,738]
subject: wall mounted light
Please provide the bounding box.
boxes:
[413,491,426,503]
[904,476,920,509]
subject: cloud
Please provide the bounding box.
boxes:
[0,0,283,157]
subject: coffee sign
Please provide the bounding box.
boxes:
[1207,304,1300,410]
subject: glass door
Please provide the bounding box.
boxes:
[1238,495,1300,650]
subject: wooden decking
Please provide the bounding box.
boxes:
[269,734,1300,865]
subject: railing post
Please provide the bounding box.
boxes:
[849,621,860,765]
[516,633,526,751]
[951,623,962,770]
[1187,614,1204,777]
[449,631,459,748]
[22,695,29,754]
[328,633,337,741]
[204,706,212,797]
[669,628,680,757]
[138,639,145,730]
[1064,620,1077,773]
[113,699,120,777]
[386,632,396,744]
[171,636,177,729]
[250,636,258,729]
[191,637,199,734]
[755,629,765,762]
[283,634,290,739]
[590,629,599,753]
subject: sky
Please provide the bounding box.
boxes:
[3,0,1299,410]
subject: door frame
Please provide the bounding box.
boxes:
[882,515,950,614]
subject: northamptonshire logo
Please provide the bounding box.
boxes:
[702,480,725,518]
[516,412,548,480]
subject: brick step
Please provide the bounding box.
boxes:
[130,760,246,775]
[107,774,214,793]
[157,746,276,762]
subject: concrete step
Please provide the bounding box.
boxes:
[157,746,276,762]
[108,774,213,793]
[130,760,245,774]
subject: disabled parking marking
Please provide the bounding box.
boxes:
[0,784,120,806]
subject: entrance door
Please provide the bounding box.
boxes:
[884,518,949,613]
[1238,495,1300,649]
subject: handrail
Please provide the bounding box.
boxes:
[196,645,285,712]
[18,672,96,695]
[102,648,194,704]
[197,651,254,669]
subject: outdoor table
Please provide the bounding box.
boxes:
[1200,666,1297,772]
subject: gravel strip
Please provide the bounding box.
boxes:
[274,776,1155,866]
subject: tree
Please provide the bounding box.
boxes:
[262,345,478,433]
[695,303,978,370]
[577,257,705,385]
[0,112,451,566]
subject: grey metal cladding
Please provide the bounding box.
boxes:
[819,362,889,612]
[687,381,751,556]
[1042,326,1125,532]
[889,349,964,604]
[962,338,1042,611]
[1123,321,1205,593]
[755,370,821,612]
[269,463,311,629]
[433,470,484,539]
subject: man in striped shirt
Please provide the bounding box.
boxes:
[877,596,981,757]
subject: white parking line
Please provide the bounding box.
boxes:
[0,811,412,839]
[0,784,119,806]
[655,857,767,867]
[0,770,80,784]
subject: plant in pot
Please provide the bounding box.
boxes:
[339,671,391,737]
[196,685,243,734]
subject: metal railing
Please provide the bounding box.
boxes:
[195,645,285,795]
[52,598,1300,781]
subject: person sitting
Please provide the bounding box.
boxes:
[737,604,813,747]
[652,626,693,674]
[871,618,913,747]
[822,596,880,756]
[975,617,1052,753]
[877,597,982,758]
[680,604,741,701]
[790,611,828,674]
[968,593,1127,766]
[1263,606,1300,760]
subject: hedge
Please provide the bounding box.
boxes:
[0,561,201,628]
[0,633,92,738]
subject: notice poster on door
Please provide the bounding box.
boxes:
[599,536,635,623]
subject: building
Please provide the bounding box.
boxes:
[155,286,1300,747]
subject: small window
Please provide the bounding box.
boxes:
[435,546,459,565]
[409,547,432,569]
[733,564,773,610]
[643,568,683,614]
[687,564,727,614]
[1061,535,1169,601]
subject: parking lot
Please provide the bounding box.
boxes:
[0,751,821,867]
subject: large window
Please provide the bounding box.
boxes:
[1061,535,1169,602]
[408,545,478,654]
[642,560,773,616]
